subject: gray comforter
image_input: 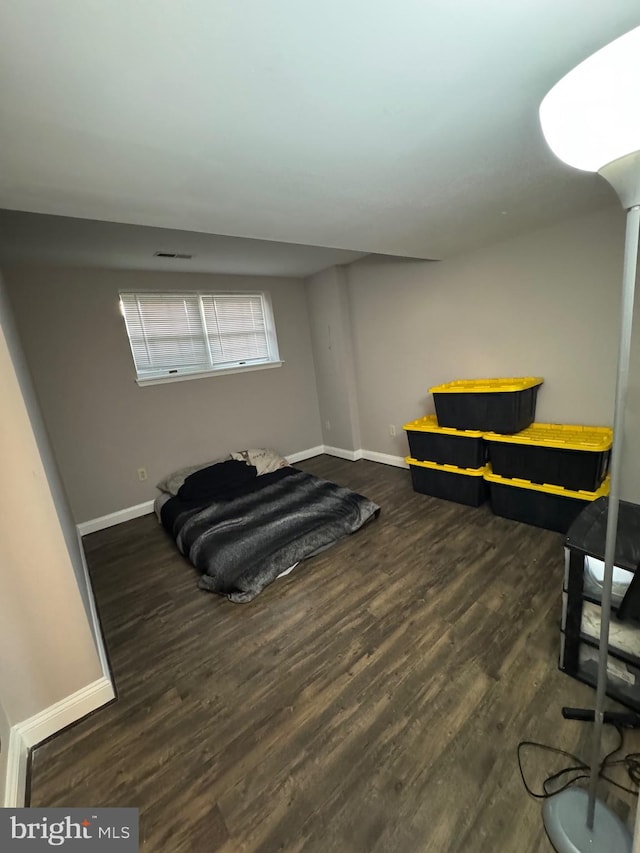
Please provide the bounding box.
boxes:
[170,469,380,602]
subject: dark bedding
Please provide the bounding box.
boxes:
[176,458,257,501]
[161,466,380,603]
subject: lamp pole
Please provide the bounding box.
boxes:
[539,25,640,852]
[586,203,640,828]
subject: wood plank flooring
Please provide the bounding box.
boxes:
[29,456,640,851]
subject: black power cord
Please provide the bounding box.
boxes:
[518,724,640,799]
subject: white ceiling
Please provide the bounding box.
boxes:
[0,1,639,262]
[0,210,368,277]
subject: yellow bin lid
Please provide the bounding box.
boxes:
[483,422,612,451]
[403,415,484,438]
[483,466,610,499]
[429,377,544,394]
[406,456,488,476]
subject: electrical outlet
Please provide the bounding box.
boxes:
[137,467,148,482]
[325,420,331,431]
[389,425,396,437]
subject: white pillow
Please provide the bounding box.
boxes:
[230,448,290,476]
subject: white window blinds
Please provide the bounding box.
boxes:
[120,291,279,382]
[201,294,269,365]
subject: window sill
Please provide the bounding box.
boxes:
[136,360,284,387]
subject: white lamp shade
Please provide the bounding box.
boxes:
[539,25,640,173]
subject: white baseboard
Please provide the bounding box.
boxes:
[77,499,155,536]
[323,445,363,462]
[3,676,115,808]
[17,677,115,751]
[76,529,112,679]
[285,445,325,464]
[361,450,409,468]
[3,728,29,808]
[76,446,409,536]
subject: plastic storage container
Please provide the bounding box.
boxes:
[559,638,640,712]
[560,499,640,711]
[484,422,612,491]
[429,377,543,433]
[579,600,640,662]
[406,457,488,507]
[577,553,634,609]
[484,467,610,533]
[403,416,486,468]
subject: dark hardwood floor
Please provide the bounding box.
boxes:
[30,456,639,851]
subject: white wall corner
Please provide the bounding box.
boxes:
[361,450,409,469]
[285,446,325,464]
[3,727,29,808]
[323,446,364,462]
[3,676,114,807]
[77,499,156,536]
[75,530,112,680]
[17,677,115,751]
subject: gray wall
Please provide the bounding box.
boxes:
[0,270,103,723]
[306,265,361,451]
[346,204,640,500]
[6,203,640,526]
[0,269,101,638]
[4,267,323,523]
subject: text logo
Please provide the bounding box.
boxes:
[0,809,138,850]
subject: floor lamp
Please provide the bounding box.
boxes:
[538,25,640,853]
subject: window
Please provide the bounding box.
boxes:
[119,291,282,385]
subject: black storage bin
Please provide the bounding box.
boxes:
[484,467,609,534]
[403,416,485,468]
[430,377,543,433]
[406,457,488,507]
[484,423,611,492]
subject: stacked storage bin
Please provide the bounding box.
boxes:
[404,416,488,506]
[429,377,543,433]
[483,424,612,533]
[404,376,612,533]
[404,377,544,508]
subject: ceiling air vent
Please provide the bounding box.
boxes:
[153,251,194,259]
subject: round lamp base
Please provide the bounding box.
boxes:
[542,788,632,853]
